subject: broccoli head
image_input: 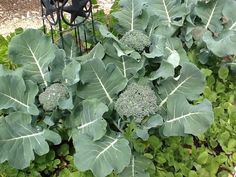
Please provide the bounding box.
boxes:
[39,83,69,111]
[115,83,158,122]
[120,30,151,52]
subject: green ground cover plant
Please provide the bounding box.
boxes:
[0,0,236,176]
[0,28,23,69]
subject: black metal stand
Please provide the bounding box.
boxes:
[40,0,96,54]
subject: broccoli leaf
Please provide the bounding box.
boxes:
[158,63,205,108]
[199,0,236,58]
[73,134,131,177]
[165,38,188,65]
[98,25,139,55]
[78,58,128,104]
[119,155,152,177]
[112,0,148,31]
[62,60,81,86]
[0,112,61,169]
[194,0,224,33]
[145,36,188,65]
[0,74,39,115]
[104,41,144,79]
[222,0,236,31]
[77,43,105,62]
[62,34,80,60]
[8,29,55,87]
[149,60,175,80]
[161,95,214,136]
[72,99,108,141]
[136,114,163,141]
[49,46,66,83]
[203,31,236,57]
[147,0,188,27]
[104,55,144,79]
[98,24,120,42]
[58,90,74,110]
[144,34,166,58]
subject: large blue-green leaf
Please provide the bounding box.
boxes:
[73,134,131,177]
[201,0,236,57]
[144,34,166,58]
[0,74,39,115]
[112,0,148,31]
[222,0,236,31]
[103,41,144,79]
[158,63,205,108]
[77,43,105,62]
[98,24,140,57]
[161,95,214,136]
[136,114,163,141]
[0,112,61,169]
[98,24,120,42]
[165,38,188,65]
[62,34,80,60]
[203,31,236,57]
[78,58,128,105]
[49,46,66,83]
[119,155,152,177]
[62,60,81,86]
[72,99,108,141]
[0,65,22,77]
[145,36,188,65]
[194,0,224,32]
[149,60,174,80]
[147,0,188,27]
[0,65,6,76]
[8,29,55,87]
[104,55,144,79]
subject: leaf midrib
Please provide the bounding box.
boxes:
[25,42,48,87]
[0,91,29,109]
[77,119,99,130]
[166,112,202,123]
[0,130,44,142]
[90,63,113,104]
[159,76,192,107]
[205,1,218,29]
[95,137,118,159]
[162,0,171,26]
[131,0,134,31]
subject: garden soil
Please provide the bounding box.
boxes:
[0,0,113,36]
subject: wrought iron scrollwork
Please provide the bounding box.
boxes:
[40,0,95,53]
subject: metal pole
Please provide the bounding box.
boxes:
[83,24,88,53]
[57,1,65,49]
[40,0,46,34]
[77,26,82,54]
[90,5,96,43]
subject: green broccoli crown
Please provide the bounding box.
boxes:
[115,83,158,122]
[120,30,151,52]
[39,83,69,111]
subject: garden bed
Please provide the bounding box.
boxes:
[0,0,236,177]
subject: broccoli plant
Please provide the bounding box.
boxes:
[120,30,151,52]
[39,83,69,111]
[4,0,236,176]
[115,82,158,122]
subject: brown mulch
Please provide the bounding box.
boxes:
[0,0,40,23]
